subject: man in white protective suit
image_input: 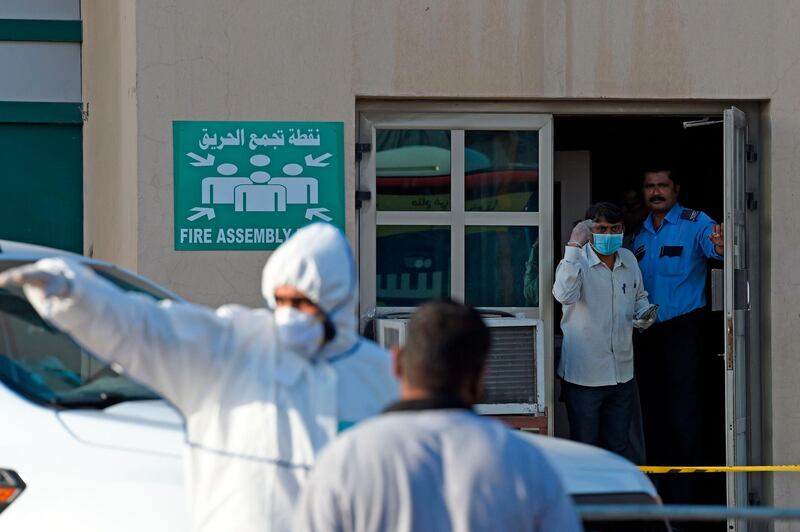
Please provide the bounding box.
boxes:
[0,223,399,532]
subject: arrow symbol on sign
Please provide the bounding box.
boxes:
[304,153,332,167]
[187,207,216,221]
[186,152,216,167]
[305,208,332,222]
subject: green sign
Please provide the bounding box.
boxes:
[173,121,344,250]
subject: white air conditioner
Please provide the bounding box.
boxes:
[373,317,545,415]
[375,318,408,350]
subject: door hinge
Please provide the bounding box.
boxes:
[355,143,371,162]
[746,143,758,163]
[355,190,371,209]
[80,102,89,122]
[746,191,758,210]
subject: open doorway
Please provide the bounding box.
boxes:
[552,115,727,510]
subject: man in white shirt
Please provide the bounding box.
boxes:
[553,202,655,461]
[293,299,582,532]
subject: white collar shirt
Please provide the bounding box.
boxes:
[553,244,650,386]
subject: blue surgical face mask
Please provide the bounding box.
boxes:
[592,233,624,256]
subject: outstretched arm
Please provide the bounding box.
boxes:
[0,258,234,413]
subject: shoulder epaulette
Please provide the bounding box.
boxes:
[680,208,700,221]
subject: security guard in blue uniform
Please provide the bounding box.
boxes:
[633,166,724,508]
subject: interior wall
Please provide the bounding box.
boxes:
[554,150,591,249]
[555,116,724,219]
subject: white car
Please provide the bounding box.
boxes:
[0,241,188,532]
[0,240,663,531]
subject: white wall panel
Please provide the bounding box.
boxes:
[0,42,80,101]
[0,0,79,20]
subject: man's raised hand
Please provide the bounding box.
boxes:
[568,220,594,248]
[0,264,72,298]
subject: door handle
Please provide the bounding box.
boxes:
[725,316,734,370]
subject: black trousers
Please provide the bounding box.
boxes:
[635,308,706,505]
[562,379,636,462]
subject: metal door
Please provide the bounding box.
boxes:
[723,106,749,529]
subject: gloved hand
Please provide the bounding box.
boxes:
[567,219,593,247]
[0,264,72,298]
[633,304,658,331]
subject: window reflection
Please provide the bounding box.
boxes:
[465,226,538,307]
[0,267,164,407]
[376,130,451,211]
[376,225,451,306]
[465,130,538,212]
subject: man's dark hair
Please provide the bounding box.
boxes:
[642,162,680,186]
[400,299,490,395]
[585,202,624,224]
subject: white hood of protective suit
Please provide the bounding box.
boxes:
[262,223,358,358]
[17,223,398,532]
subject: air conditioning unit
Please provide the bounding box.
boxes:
[374,318,407,351]
[373,317,544,415]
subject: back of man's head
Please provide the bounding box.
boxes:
[399,299,490,401]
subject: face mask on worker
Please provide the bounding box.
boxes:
[592,233,623,256]
[274,306,326,359]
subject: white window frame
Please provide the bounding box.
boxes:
[357,112,553,321]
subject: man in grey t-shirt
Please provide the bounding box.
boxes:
[293,299,582,532]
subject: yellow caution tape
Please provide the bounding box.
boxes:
[640,465,800,474]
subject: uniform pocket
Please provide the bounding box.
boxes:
[658,246,684,276]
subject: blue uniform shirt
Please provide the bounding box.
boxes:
[633,203,722,322]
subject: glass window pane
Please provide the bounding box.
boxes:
[464,130,538,212]
[376,129,451,211]
[465,226,538,307]
[376,225,450,306]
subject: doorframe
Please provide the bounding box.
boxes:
[355,99,764,506]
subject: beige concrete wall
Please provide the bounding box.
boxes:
[354,0,776,99]
[134,0,356,308]
[81,0,800,514]
[130,0,791,307]
[81,0,138,271]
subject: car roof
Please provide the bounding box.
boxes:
[0,240,87,261]
[520,432,657,497]
[0,240,181,301]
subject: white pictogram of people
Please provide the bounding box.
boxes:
[200,155,320,213]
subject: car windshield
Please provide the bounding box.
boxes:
[0,261,170,409]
